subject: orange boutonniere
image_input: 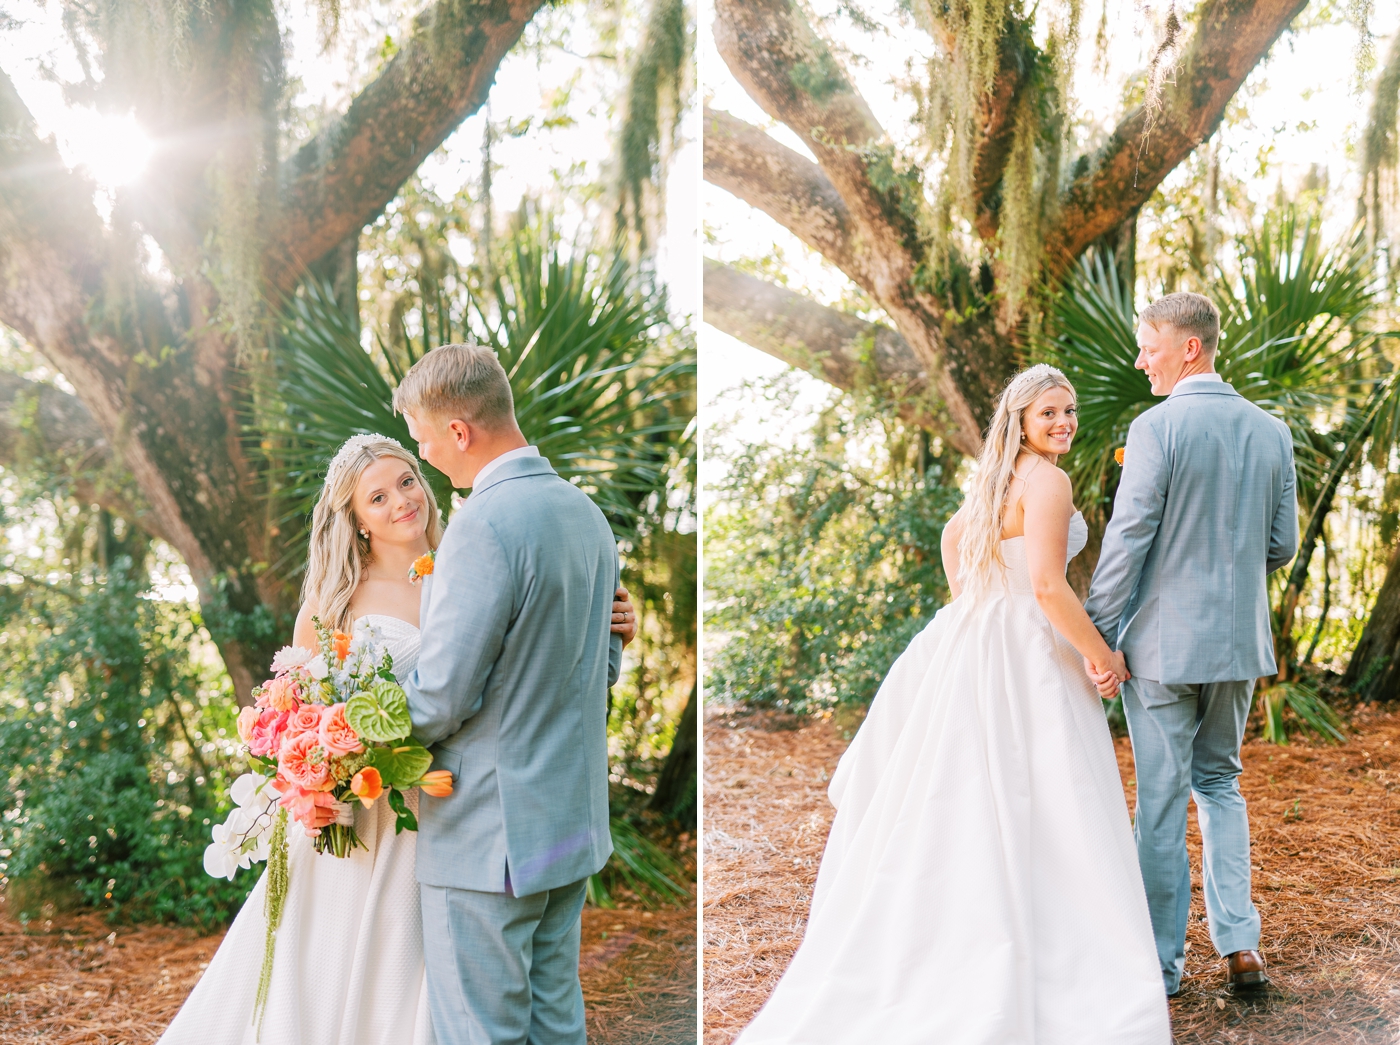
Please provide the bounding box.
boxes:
[1114,447,1126,466]
[408,551,436,584]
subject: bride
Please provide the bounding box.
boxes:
[159,434,637,1045]
[735,365,1171,1044]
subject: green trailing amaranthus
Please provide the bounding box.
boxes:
[253,808,289,1038]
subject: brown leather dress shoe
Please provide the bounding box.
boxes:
[1226,950,1270,993]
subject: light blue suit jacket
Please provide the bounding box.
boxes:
[405,454,622,896]
[1084,382,1298,686]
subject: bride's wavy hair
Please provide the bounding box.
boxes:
[957,364,1076,594]
[303,435,443,632]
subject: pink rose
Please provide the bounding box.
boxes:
[236,706,259,745]
[283,704,325,741]
[278,730,333,792]
[318,703,363,757]
[248,709,291,757]
[257,675,303,712]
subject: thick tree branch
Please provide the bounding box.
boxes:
[264,0,546,293]
[702,108,864,283]
[703,259,939,428]
[1043,0,1308,277]
[710,0,998,452]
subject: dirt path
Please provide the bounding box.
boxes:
[703,705,1400,1044]
[0,898,696,1044]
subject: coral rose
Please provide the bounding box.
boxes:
[278,730,333,792]
[350,766,384,808]
[248,709,291,758]
[258,675,303,712]
[236,705,259,745]
[417,770,454,798]
[284,704,326,740]
[332,631,352,661]
[318,703,364,757]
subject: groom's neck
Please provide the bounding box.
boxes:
[463,428,529,487]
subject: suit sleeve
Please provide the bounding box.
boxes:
[1084,416,1171,647]
[1267,432,1299,574]
[404,513,516,747]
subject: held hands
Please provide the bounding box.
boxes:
[1084,650,1130,699]
[612,587,638,647]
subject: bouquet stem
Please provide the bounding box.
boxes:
[313,822,365,858]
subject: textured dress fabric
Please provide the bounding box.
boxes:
[735,514,1172,1045]
[158,615,435,1045]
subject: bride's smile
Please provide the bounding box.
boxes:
[355,457,431,549]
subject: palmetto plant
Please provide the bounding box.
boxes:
[259,224,694,561]
[1038,208,1400,742]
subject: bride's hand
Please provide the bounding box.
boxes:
[611,587,638,647]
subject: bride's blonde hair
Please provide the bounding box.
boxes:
[303,435,443,632]
[957,364,1076,594]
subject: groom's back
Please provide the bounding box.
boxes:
[1089,384,1296,684]
[415,456,620,897]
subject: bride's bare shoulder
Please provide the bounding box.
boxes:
[292,599,320,650]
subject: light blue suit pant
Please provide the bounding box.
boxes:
[1122,677,1261,993]
[420,876,588,1045]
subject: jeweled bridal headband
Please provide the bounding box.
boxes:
[326,433,405,481]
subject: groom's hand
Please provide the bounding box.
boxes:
[612,587,638,647]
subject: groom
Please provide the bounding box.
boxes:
[1084,292,1297,998]
[395,343,623,1044]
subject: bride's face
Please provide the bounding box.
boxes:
[353,457,428,546]
[1021,386,1077,458]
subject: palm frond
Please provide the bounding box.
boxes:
[1258,680,1347,745]
[587,814,690,908]
[254,223,695,568]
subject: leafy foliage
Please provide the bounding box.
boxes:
[706,379,960,711]
[0,503,249,927]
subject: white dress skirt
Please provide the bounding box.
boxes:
[735,514,1171,1045]
[159,616,435,1045]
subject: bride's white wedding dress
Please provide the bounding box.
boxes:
[160,616,435,1045]
[736,513,1171,1044]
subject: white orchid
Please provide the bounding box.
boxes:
[269,645,313,673]
[203,776,282,880]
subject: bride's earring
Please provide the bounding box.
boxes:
[358,528,368,539]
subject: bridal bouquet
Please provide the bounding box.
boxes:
[203,617,452,1032]
[205,616,453,875]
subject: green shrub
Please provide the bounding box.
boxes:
[0,548,251,929]
[705,383,960,711]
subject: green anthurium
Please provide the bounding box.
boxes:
[368,738,434,790]
[345,680,413,744]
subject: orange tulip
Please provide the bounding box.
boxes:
[417,770,454,798]
[332,631,352,661]
[351,766,384,807]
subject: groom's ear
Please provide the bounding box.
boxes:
[446,417,472,451]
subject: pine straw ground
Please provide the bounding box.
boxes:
[703,704,1400,1045]
[0,874,696,1044]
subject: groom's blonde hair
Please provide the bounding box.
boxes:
[392,342,517,430]
[1139,292,1220,355]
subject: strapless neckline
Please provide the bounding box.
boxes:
[354,613,421,633]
